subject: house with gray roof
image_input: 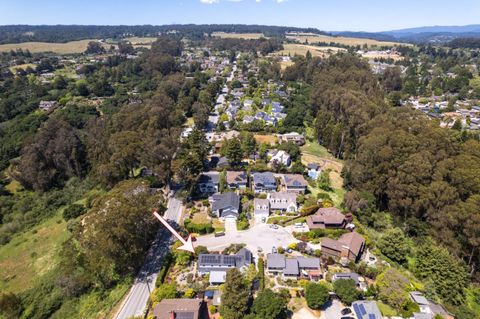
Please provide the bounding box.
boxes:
[252,172,277,193]
[268,192,297,212]
[198,172,220,194]
[332,272,360,285]
[282,174,308,194]
[266,254,321,280]
[209,192,240,219]
[352,300,383,319]
[253,198,270,221]
[198,248,252,284]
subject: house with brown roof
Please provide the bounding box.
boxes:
[306,207,346,230]
[151,298,209,319]
[281,174,308,194]
[321,231,365,262]
[226,171,248,189]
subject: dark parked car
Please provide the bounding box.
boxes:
[341,308,352,315]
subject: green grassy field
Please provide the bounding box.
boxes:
[0,211,69,293]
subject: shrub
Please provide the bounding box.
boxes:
[305,283,329,310]
[62,203,86,220]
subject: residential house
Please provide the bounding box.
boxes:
[307,163,321,179]
[252,172,277,193]
[268,150,291,167]
[198,248,252,284]
[39,100,58,111]
[306,207,346,230]
[352,301,383,319]
[321,231,365,262]
[266,254,322,280]
[332,272,360,285]
[262,98,272,107]
[279,132,305,146]
[209,192,240,219]
[282,174,308,194]
[268,192,297,213]
[205,130,240,143]
[243,99,254,109]
[253,198,270,221]
[151,299,210,319]
[198,172,220,194]
[226,171,248,189]
[410,292,455,319]
[217,156,230,169]
[243,115,255,124]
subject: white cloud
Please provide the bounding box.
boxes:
[200,0,219,4]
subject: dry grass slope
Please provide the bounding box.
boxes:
[212,32,266,39]
[0,39,110,54]
[287,34,408,47]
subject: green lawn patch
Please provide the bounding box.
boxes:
[377,301,398,317]
[0,211,69,293]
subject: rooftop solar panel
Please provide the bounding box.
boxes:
[359,304,367,315]
[368,314,376,319]
[353,304,362,318]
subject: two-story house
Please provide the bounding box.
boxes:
[198,172,220,194]
[282,174,308,194]
[226,171,248,189]
[209,192,240,220]
[252,172,277,193]
[268,192,297,213]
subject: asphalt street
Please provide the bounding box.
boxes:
[114,197,184,319]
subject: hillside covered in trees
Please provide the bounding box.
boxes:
[285,53,480,313]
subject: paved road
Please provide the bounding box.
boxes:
[114,197,184,319]
[163,198,183,224]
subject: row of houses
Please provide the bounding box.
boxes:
[198,171,309,195]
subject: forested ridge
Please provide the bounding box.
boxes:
[0,24,324,44]
[285,53,480,310]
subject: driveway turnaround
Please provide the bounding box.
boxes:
[195,223,300,256]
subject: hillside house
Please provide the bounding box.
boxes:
[321,231,365,262]
[198,248,252,285]
[266,254,322,280]
[282,174,308,194]
[306,207,346,230]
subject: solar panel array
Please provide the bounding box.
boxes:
[199,255,222,265]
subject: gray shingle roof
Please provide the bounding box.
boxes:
[284,259,300,276]
[267,253,286,268]
[211,192,240,212]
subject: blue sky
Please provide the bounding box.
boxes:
[0,0,479,32]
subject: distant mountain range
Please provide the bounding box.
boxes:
[333,24,480,44]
